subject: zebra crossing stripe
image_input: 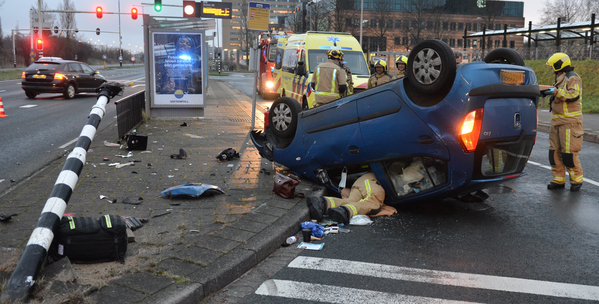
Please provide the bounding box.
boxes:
[288,256,599,301]
[255,279,482,304]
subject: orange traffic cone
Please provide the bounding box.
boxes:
[0,97,6,118]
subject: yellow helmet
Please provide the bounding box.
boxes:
[374,60,387,73]
[396,55,408,66]
[327,49,344,60]
[547,53,571,72]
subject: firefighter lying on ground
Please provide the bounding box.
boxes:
[307,172,396,225]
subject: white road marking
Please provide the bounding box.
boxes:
[19,104,38,108]
[255,279,481,304]
[288,256,599,301]
[59,137,78,149]
[527,161,599,187]
[0,179,4,184]
[0,90,6,93]
[131,84,145,88]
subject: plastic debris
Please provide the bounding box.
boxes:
[301,221,325,238]
[99,195,117,203]
[116,161,135,168]
[170,148,188,159]
[152,211,171,218]
[141,151,152,154]
[180,122,188,127]
[0,213,18,222]
[216,148,240,161]
[349,215,373,225]
[285,236,299,245]
[297,242,324,250]
[161,182,225,199]
[116,151,134,158]
[103,157,109,161]
[104,141,120,147]
[124,217,144,231]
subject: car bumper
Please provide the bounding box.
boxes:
[22,82,65,93]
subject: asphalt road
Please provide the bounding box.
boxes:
[200,78,599,304]
[0,67,146,195]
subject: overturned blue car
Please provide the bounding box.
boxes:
[251,40,539,206]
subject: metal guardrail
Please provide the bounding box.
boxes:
[115,91,146,139]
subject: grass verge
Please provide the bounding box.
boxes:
[0,70,24,81]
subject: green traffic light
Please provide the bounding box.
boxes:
[155,5,161,11]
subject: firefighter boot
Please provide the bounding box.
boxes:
[570,183,582,192]
[328,206,350,225]
[547,182,565,190]
[307,197,327,222]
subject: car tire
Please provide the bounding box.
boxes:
[483,48,525,66]
[407,39,456,95]
[64,83,76,99]
[25,90,37,99]
[269,96,301,139]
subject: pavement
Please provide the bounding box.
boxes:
[1,83,599,304]
[0,79,321,304]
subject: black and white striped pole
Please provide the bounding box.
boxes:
[1,83,124,302]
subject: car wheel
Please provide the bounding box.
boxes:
[25,90,37,99]
[407,39,456,95]
[483,48,525,66]
[269,96,301,139]
[64,83,76,99]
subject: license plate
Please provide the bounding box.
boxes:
[33,74,46,79]
[500,70,524,85]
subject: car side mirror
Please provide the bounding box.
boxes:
[296,61,306,76]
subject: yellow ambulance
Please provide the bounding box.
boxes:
[272,31,370,109]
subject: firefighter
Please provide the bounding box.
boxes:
[340,53,354,97]
[544,53,584,191]
[307,172,385,225]
[394,55,408,79]
[367,60,393,88]
[310,49,348,107]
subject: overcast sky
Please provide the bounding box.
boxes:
[1,0,547,54]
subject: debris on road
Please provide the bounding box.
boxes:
[104,141,120,147]
[0,213,18,222]
[161,182,224,198]
[216,148,240,161]
[170,148,188,159]
[152,211,171,218]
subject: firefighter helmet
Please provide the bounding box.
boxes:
[327,49,344,60]
[547,53,571,72]
[396,55,408,69]
[374,60,387,73]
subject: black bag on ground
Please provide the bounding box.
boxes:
[126,134,148,151]
[49,215,127,264]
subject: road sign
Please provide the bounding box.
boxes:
[102,54,107,60]
[131,57,136,62]
[248,2,270,31]
[119,56,123,61]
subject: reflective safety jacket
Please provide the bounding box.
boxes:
[312,59,347,106]
[368,73,393,88]
[551,70,582,126]
[342,65,354,97]
[394,70,405,80]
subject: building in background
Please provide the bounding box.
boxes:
[221,0,301,67]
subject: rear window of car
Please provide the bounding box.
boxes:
[26,63,62,72]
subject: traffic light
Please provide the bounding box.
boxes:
[36,38,43,51]
[54,26,59,34]
[96,28,100,35]
[154,0,162,12]
[131,7,138,20]
[33,27,38,34]
[96,6,103,19]
[183,1,195,17]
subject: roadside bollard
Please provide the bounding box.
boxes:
[0,96,7,117]
[0,82,125,303]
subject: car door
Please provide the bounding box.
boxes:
[78,63,96,91]
[81,63,103,89]
[68,63,86,89]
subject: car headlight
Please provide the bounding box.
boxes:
[266,81,274,88]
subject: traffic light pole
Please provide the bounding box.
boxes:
[38,0,43,58]
[119,0,123,67]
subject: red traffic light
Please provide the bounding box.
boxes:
[183,1,195,17]
[36,38,43,51]
[96,6,103,19]
[131,7,138,20]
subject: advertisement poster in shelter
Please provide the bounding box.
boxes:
[152,32,204,106]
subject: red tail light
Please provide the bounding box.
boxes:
[264,110,270,129]
[54,73,65,80]
[21,71,26,79]
[457,108,483,153]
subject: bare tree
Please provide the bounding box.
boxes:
[478,0,504,30]
[238,0,257,67]
[308,1,330,31]
[371,0,393,47]
[399,0,449,50]
[328,0,355,33]
[540,0,583,24]
[57,0,77,40]
[284,10,304,33]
